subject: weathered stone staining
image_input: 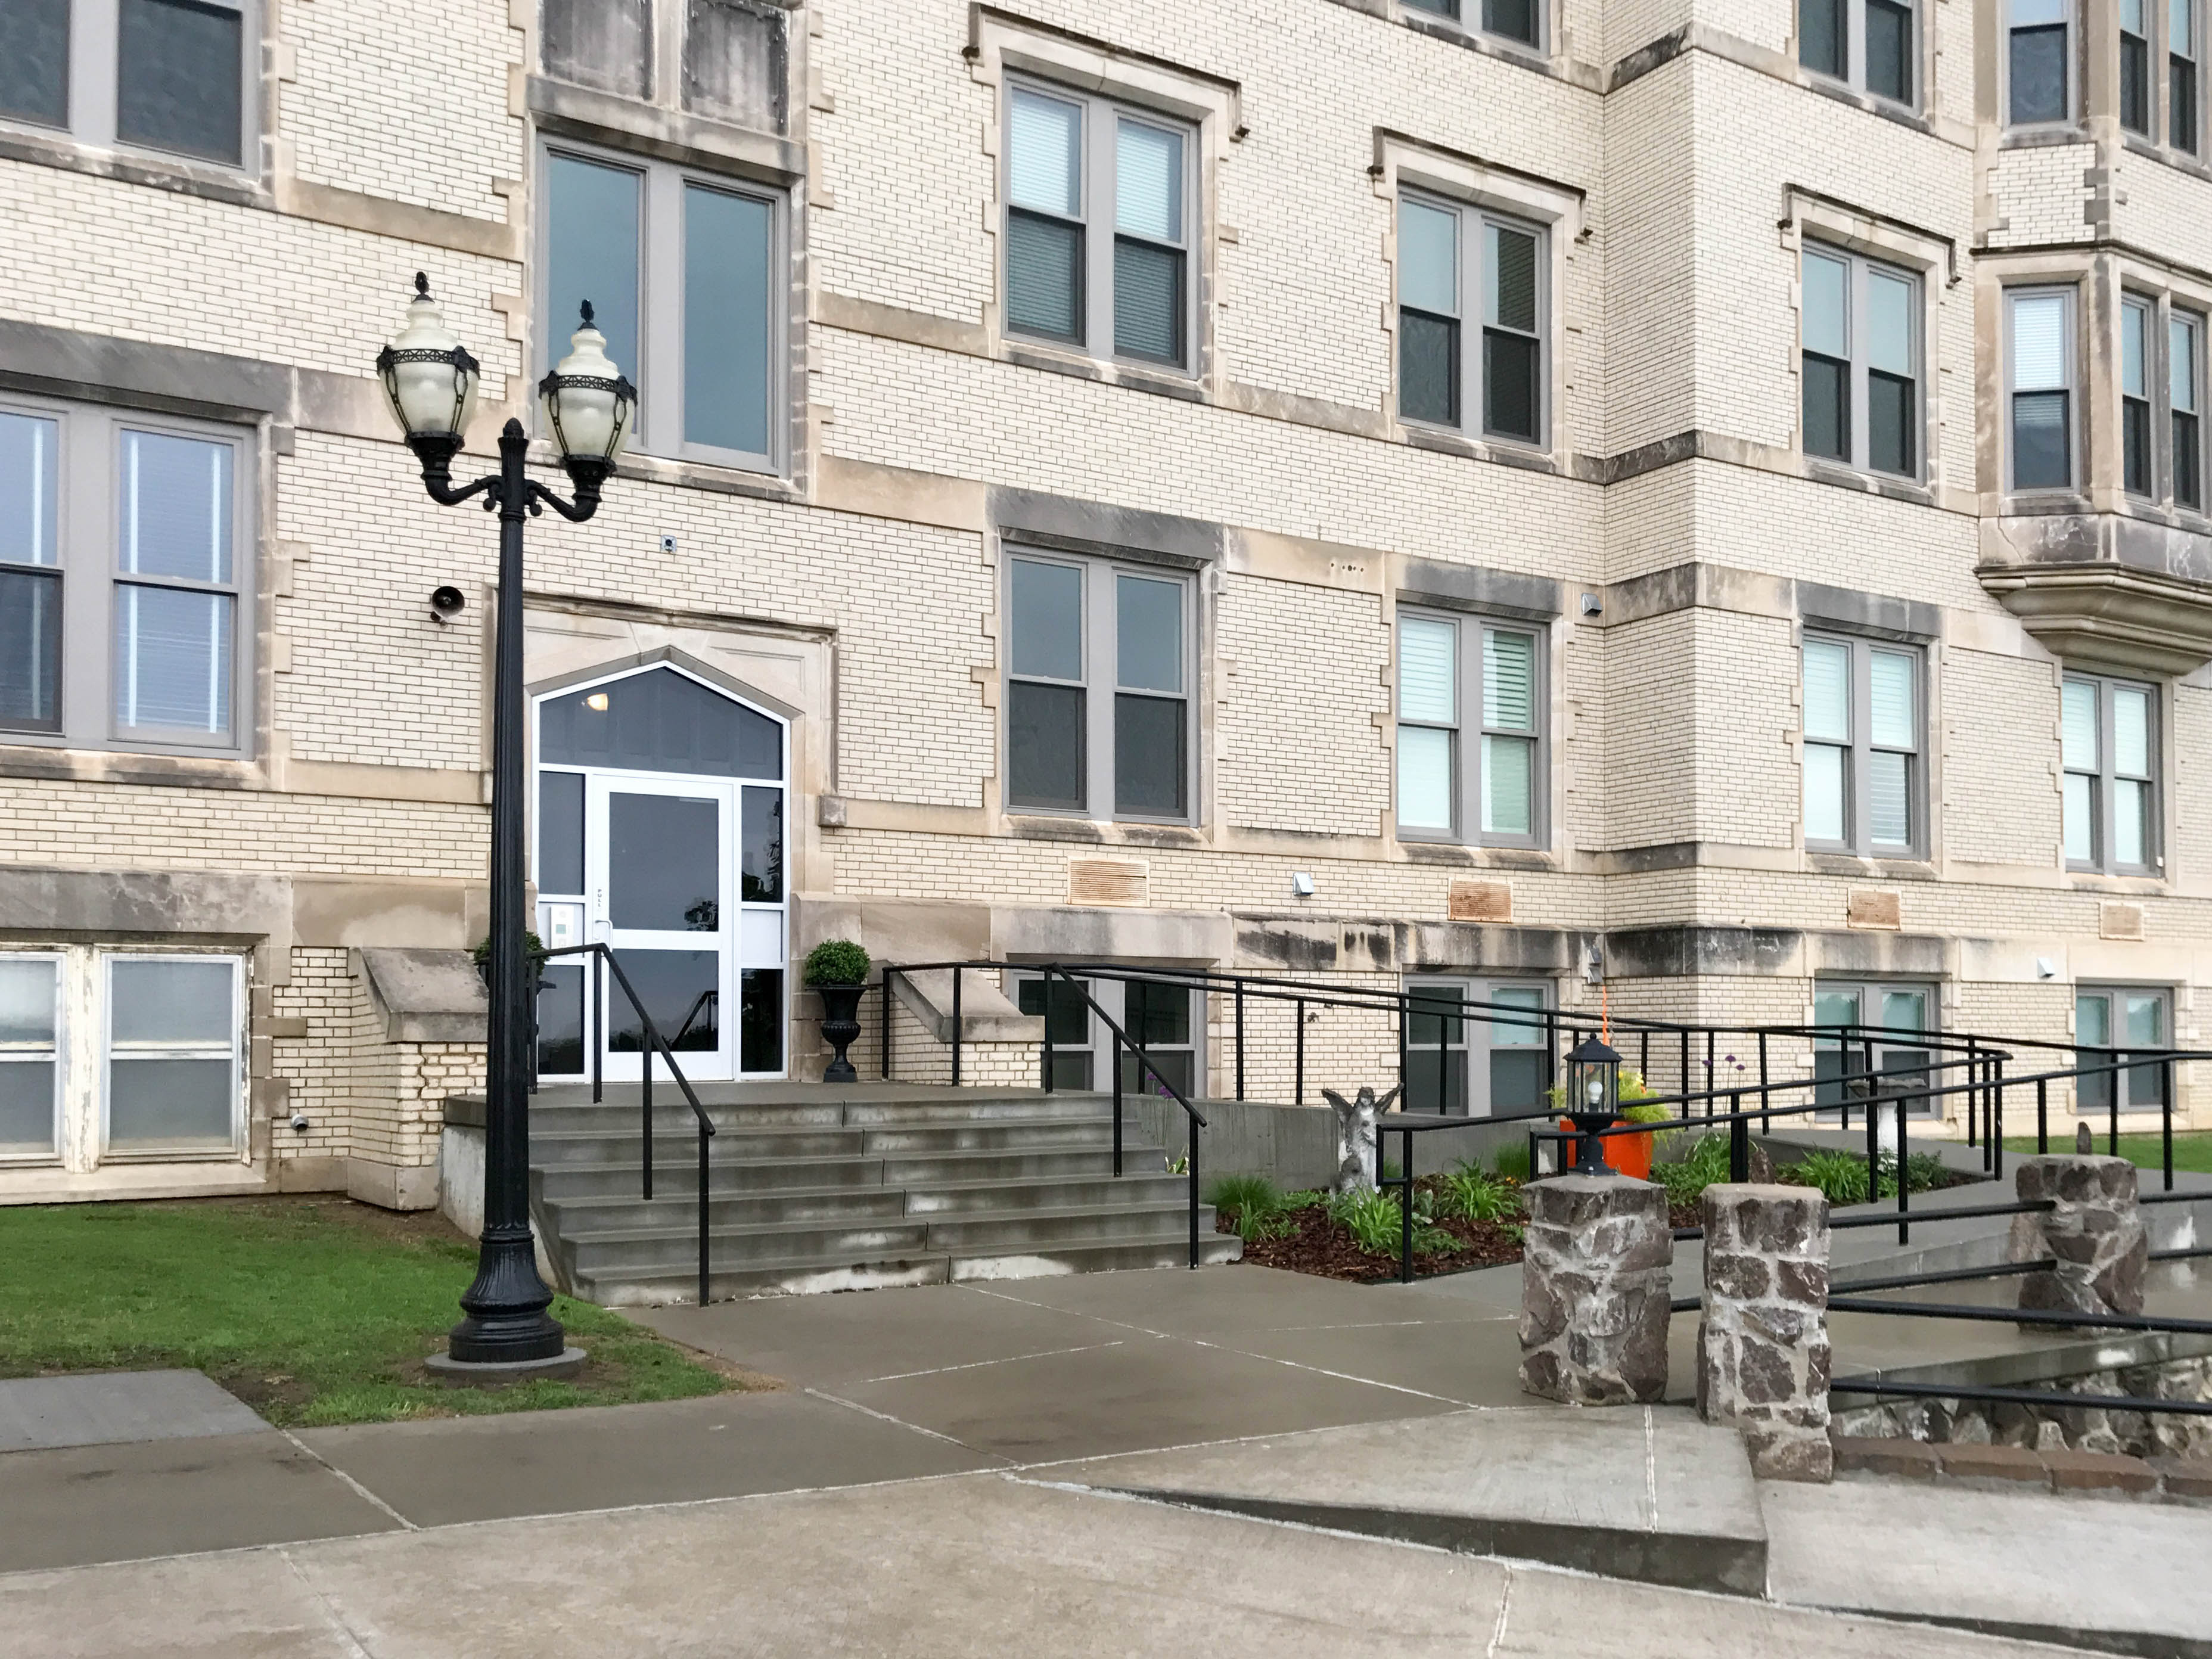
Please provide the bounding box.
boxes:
[1695,1183,1833,1483]
[2008,1155,2148,1322]
[1518,1175,1671,1406]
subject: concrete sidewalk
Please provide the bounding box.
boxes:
[0,1468,2157,1659]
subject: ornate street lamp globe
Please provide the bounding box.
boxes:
[538,302,637,489]
[375,273,480,461]
[1564,1033,1623,1173]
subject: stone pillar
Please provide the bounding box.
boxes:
[2009,1155,2148,1319]
[1519,1174,1671,1406]
[1696,1184,1832,1483]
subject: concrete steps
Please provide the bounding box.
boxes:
[519,1083,1238,1306]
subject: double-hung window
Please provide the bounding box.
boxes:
[1397,195,1546,447]
[2075,986,2172,1112]
[1800,0,1915,103]
[1400,0,1542,49]
[0,0,251,166]
[2122,294,2205,507]
[1396,610,1543,846]
[2125,0,2154,130]
[1800,244,1919,478]
[1003,83,1194,371]
[1803,635,1922,855]
[0,955,61,1160]
[2006,290,2075,490]
[2176,0,2202,149]
[1,400,247,753]
[2062,673,2159,872]
[2008,0,2072,123]
[542,144,784,471]
[2118,0,2199,147]
[1006,553,1192,821]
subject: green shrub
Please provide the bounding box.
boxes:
[1325,1188,1453,1257]
[1435,1161,1521,1224]
[471,930,545,967]
[1491,1142,1533,1183]
[1205,1173,1295,1243]
[1651,1133,1733,1207]
[1785,1148,1870,1206]
[1904,1151,1952,1193]
[801,939,871,987]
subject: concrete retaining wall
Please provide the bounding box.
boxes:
[1130,1095,1527,1189]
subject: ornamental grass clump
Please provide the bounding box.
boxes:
[1204,1173,1296,1244]
[1434,1161,1521,1223]
[1325,1188,1454,1257]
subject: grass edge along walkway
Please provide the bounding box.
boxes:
[0,1196,747,1428]
[2001,1129,2212,1175]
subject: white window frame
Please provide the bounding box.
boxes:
[2004,286,2079,493]
[2005,0,2077,126]
[536,136,788,474]
[2062,670,2161,875]
[1397,0,1547,53]
[999,76,1200,374]
[0,394,253,757]
[1003,551,1197,826]
[0,0,258,171]
[1395,191,1550,450]
[1797,0,1920,107]
[1799,241,1924,481]
[1801,632,1926,858]
[0,952,65,1166]
[1394,607,1548,850]
[98,950,245,1163]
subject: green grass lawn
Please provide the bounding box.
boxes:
[0,1197,744,1427]
[2002,1130,2212,1175]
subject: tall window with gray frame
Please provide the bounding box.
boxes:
[1802,635,1922,856]
[0,0,250,164]
[1397,195,1545,446]
[1397,611,1543,847]
[1800,0,1915,102]
[1800,243,1919,477]
[2007,289,2074,490]
[1004,83,1192,370]
[2062,673,2158,873]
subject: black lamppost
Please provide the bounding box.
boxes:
[377,275,635,1377]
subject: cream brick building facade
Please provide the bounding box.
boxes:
[2,0,2208,1209]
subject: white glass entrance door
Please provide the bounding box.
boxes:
[533,664,790,1082]
[590,775,735,1080]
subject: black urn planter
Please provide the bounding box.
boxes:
[816,983,865,1082]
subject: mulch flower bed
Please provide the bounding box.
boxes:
[1223,1175,1527,1285]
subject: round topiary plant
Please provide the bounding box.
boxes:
[803,939,871,987]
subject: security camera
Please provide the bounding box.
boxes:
[429,585,467,623]
[289,1113,310,1133]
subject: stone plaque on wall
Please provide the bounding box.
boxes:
[1068,858,1148,907]
[2099,901,2146,941]
[1447,879,1512,924]
[1845,888,1901,930]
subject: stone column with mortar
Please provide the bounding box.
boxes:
[1519,1174,1671,1405]
[1697,1184,1833,1482]
[2008,1154,2148,1320]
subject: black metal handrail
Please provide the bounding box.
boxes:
[879,961,1212,1267]
[536,942,717,1306]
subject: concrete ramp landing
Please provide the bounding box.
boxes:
[1052,1405,1768,1596]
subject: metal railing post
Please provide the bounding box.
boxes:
[698,1107,711,1307]
[1399,1127,1415,1285]
[2037,1076,2049,1154]
[591,948,603,1104]
[950,965,964,1088]
[2164,1058,2176,1190]
[2110,1051,2120,1156]
[1729,1092,1748,1182]
[1863,1060,1880,1203]
[1111,1029,1123,1179]
[1704,1030,1716,1119]
[880,968,893,1080]
[1758,1033,1770,1132]
[1991,1056,2005,1182]
[1679,1030,1690,1109]
[641,1006,654,1203]
[1896,1085,1910,1245]
[1188,1112,1200,1269]
[1294,998,1306,1106]
[1041,968,1055,1092]
[1234,984,1246,1102]
[1965,1036,1980,1150]
[1397,993,1408,1101]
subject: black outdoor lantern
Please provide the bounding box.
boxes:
[1564,1032,1623,1173]
[375,275,633,1378]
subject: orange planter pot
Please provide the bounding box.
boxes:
[1559,1119,1657,1181]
